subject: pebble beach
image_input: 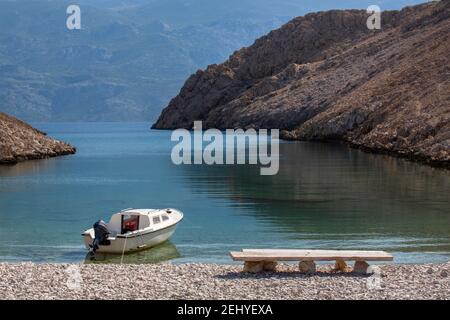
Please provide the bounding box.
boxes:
[0,262,449,300]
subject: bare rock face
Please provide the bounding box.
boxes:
[153,1,450,167]
[0,112,76,165]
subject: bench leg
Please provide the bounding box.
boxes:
[243,261,264,273]
[299,260,316,273]
[262,261,278,272]
[243,261,277,273]
[353,260,370,274]
[334,259,348,271]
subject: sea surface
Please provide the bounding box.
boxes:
[0,122,449,264]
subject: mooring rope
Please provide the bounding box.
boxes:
[120,234,128,264]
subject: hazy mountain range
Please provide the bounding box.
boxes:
[0,0,424,122]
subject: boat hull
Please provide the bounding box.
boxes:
[83,224,178,254]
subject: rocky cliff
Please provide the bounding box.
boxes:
[0,112,75,165]
[153,0,449,167]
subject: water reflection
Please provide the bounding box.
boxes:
[84,241,180,264]
[1,124,449,264]
[180,141,450,255]
[0,157,59,177]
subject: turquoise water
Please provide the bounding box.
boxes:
[0,122,449,264]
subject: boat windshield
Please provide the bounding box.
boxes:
[121,214,140,234]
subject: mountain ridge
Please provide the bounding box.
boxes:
[0,0,424,122]
[153,0,450,167]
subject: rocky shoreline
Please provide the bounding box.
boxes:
[0,112,76,165]
[346,143,450,170]
[0,262,448,300]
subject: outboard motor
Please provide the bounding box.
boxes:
[90,220,111,255]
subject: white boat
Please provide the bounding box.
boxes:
[82,208,183,254]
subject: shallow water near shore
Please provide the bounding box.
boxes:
[0,122,449,264]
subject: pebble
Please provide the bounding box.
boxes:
[0,262,448,300]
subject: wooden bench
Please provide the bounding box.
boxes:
[230,249,393,274]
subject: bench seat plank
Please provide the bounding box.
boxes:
[230,249,393,262]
